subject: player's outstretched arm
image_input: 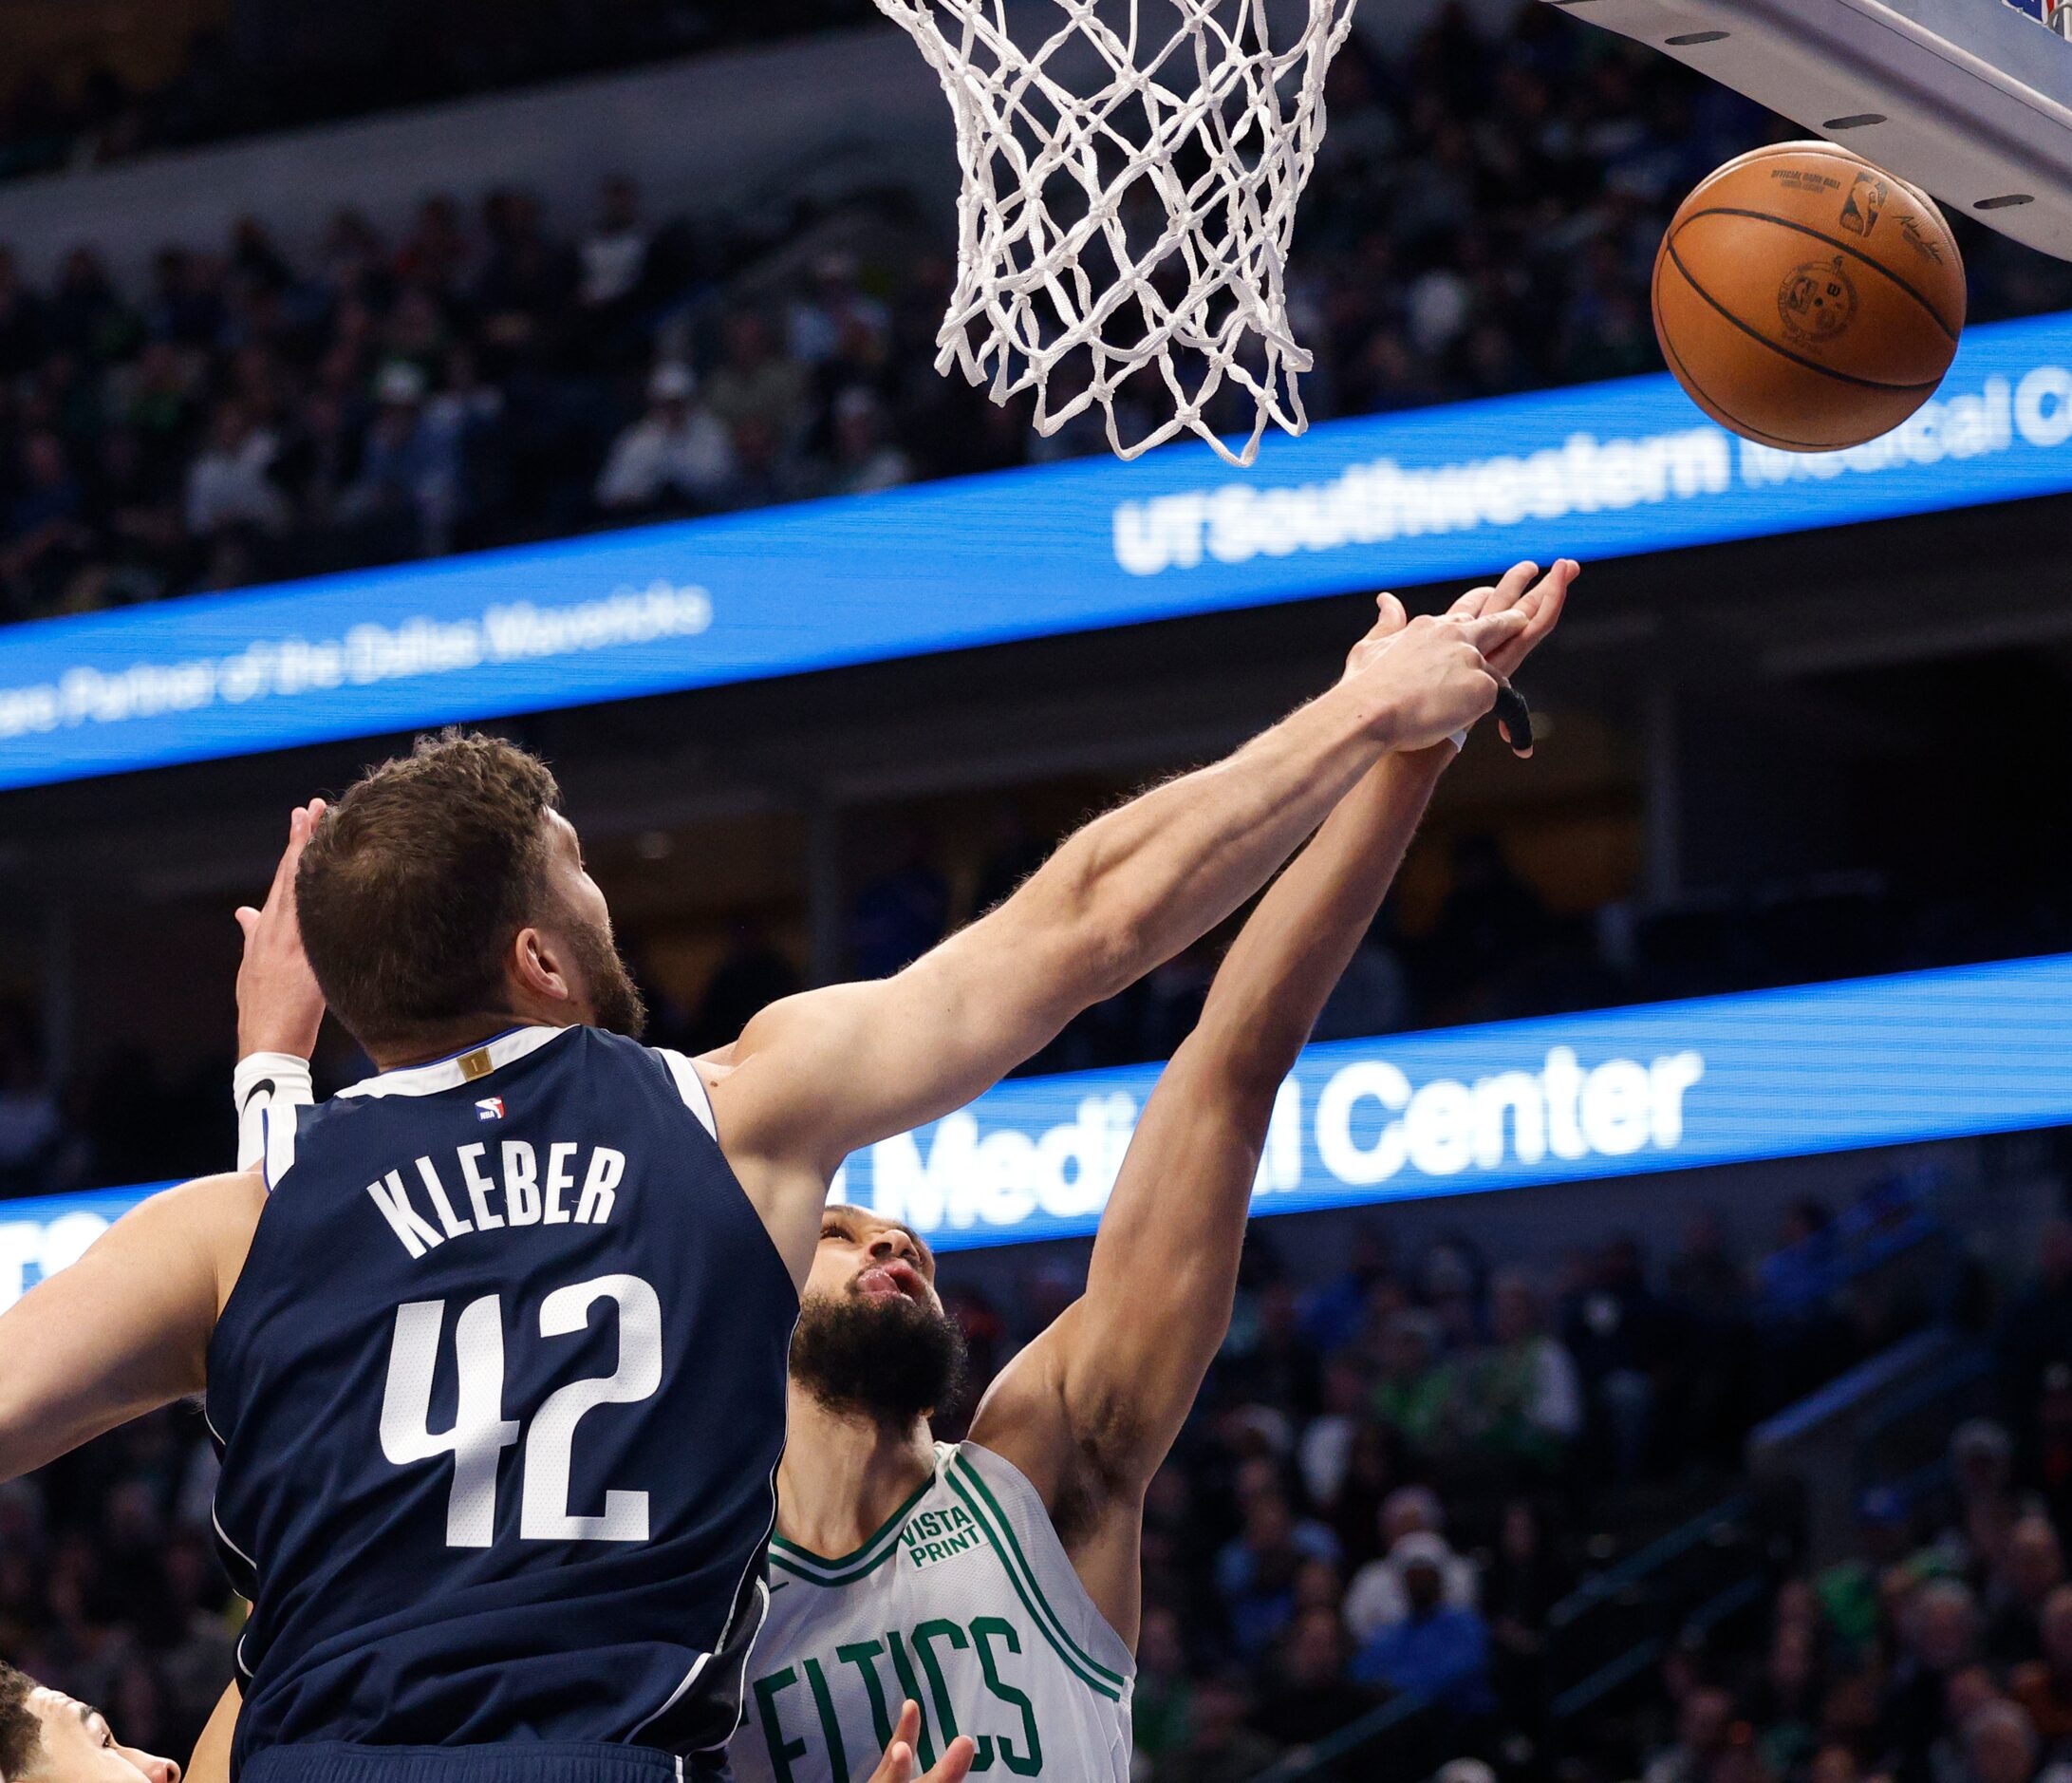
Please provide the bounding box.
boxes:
[708,598,1535,1279]
[0,1169,264,1484]
[966,560,1573,1626]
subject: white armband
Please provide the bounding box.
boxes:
[235,1052,315,1186]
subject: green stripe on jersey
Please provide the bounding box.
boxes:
[945,1458,1124,1701]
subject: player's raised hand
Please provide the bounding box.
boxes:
[1447,557,1576,679]
[1340,590,1409,682]
[1445,558,1578,754]
[1342,606,1527,754]
[234,800,327,1061]
[866,1702,978,1783]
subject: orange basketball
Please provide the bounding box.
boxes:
[1652,142,1966,452]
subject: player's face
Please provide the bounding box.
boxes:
[537,813,645,1038]
[790,1206,965,1422]
[23,1686,180,1783]
[807,1207,942,1315]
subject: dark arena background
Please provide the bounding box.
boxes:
[8,3,2072,1781]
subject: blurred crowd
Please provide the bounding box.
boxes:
[0,0,880,183]
[1588,1217,2072,1783]
[4,1152,2047,1783]
[7,5,2072,622]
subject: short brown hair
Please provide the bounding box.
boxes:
[297,731,562,1050]
[0,1662,41,1782]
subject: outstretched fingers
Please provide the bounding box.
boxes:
[1447,558,1540,624]
[1485,558,1577,681]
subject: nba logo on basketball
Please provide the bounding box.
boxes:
[1839,173,1888,235]
[476,1098,505,1120]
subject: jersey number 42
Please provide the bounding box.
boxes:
[378,1272,662,1548]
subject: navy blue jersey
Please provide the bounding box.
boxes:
[208,1025,796,1774]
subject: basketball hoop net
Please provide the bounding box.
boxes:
[875,0,1361,467]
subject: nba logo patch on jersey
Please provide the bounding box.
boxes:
[476,1097,505,1120]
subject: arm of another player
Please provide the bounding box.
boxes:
[0,1169,264,1483]
[0,804,325,1486]
[968,562,1573,1549]
[706,600,1534,1283]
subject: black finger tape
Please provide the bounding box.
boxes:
[1493,682,1533,757]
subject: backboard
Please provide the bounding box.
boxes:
[1544,0,2072,261]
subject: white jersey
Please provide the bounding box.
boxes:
[730,1441,1134,1783]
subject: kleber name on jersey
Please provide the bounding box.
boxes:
[366,1141,625,1258]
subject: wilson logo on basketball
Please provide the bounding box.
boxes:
[1839,173,1889,236]
[1778,258,1859,346]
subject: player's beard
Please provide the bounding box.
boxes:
[791,1285,968,1426]
[563,912,647,1040]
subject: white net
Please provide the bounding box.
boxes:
[876,0,1360,467]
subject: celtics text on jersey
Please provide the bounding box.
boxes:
[734,1443,1134,1783]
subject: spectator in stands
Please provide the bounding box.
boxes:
[1129,1604,1194,1767]
[1215,1486,1340,1661]
[704,311,809,448]
[1347,1534,1494,1716]
[1252,1605,1378,1755]
[46,248,140,367]
[1343,1488,1478,1643]
[474,189,575,374]
[337,362,459,555]
[1,431,88,611]
[1484,1498,1563,1719]
[1225,1279,1325,1420]
[1963,1698,2045,1783]
[2011,1584,2072,1744]
[1988,1517,2064,1666]
[394,195,475,300]
[1670,1207,1750,1323]
[579,176,650,313]
[823,387,912,497]
[2030,1365,2072,1537]
[1644,1684,1737,1783]
[1371,1308,1454,1456]
[594,362,735,516]
[788,251,890,369]
[1462,1269,1582,1468]
[1563,1233,1666,1479]
[1951,1420,2032,1579]
[183,400,289,542]
[0,246,49,379]
[1881,1578,1983,1782]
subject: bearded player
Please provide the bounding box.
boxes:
[0,581,1544,1783]
[730,560,1572,1780]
